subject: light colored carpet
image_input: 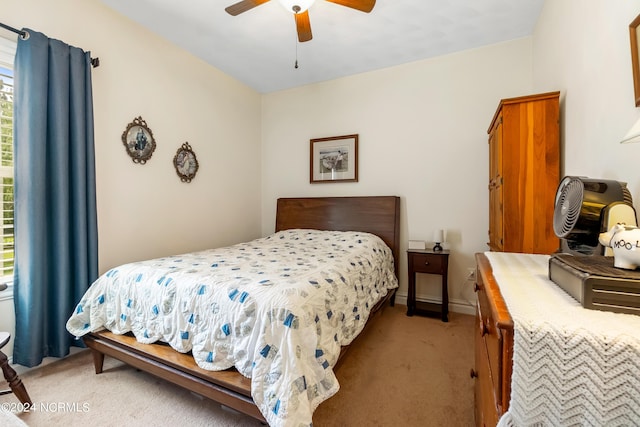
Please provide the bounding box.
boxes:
[0,304,475,426]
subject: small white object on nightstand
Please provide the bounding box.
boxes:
[408,240,425,250]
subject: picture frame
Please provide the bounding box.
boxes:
[173,142,199,183]
[310,134,358,183]
[121,116,156,164]
[630,14,640,107]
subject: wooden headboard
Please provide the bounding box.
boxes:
[275,196,401,277]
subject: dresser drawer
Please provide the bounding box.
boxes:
[477,288,503,402]
[475,309,499,427]
[409,253,444,274]
[474,253,514,424]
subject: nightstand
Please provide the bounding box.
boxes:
[407,249,449,322]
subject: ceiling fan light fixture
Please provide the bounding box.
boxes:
[277,0,315,13]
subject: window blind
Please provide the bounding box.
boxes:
[0,40,14,285]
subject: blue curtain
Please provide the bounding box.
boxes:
[13,29,98,367]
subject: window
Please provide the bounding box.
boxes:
[0,37,15,286]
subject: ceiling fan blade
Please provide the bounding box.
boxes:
[325,0,376,13]
[295,11,312,42]
[225,0,271,16]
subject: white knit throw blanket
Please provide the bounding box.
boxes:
[485,252,640,426]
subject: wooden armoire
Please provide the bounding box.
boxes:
[487,91,560,254]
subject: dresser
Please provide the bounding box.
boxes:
[473,252,640,427]
[487,91,560,254]
[472,253,513,427]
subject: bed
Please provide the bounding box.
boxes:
[66,196,400,426]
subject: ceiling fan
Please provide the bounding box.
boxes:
[225,0,376,42]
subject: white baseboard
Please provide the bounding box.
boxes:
[393,292,475,316]
[9,347,85,375]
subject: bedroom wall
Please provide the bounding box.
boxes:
[532,1,640,205]
[261,39,536,314]
[4,0,263,271]
[2,0,262,357]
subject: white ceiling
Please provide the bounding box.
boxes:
[98,0,544,93]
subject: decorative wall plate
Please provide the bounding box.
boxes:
[121,116,156,164]
[173,142,199,182]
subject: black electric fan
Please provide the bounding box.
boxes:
[553,176,637,255]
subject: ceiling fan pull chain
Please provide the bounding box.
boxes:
[294,34,299,69]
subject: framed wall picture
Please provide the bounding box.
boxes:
[310,134,358,183]
[630,13,640,106]
[121,116,156,164]
[173,142,199,183]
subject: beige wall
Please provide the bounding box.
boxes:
[262,0,640,313]
[261,39,535,313]
[533,0,640,203]
[1,0,262,357]
[4,0,263,273]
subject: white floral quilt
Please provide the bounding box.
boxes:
[66,229,398,426]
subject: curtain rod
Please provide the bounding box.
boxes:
[0,22,26,39]
[0,22,100,68]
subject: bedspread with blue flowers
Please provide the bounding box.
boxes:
[66,229,398,426]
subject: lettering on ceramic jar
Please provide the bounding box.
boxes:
[612,239,640,250]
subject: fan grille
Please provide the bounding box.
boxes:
[622,185,633,205]
[553,178,584,238]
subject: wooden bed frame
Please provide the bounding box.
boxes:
[83,196,401,423]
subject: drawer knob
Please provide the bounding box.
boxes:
[470,369,478,379]
[424,261,429,265]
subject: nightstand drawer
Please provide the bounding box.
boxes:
[410,253,444,274]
